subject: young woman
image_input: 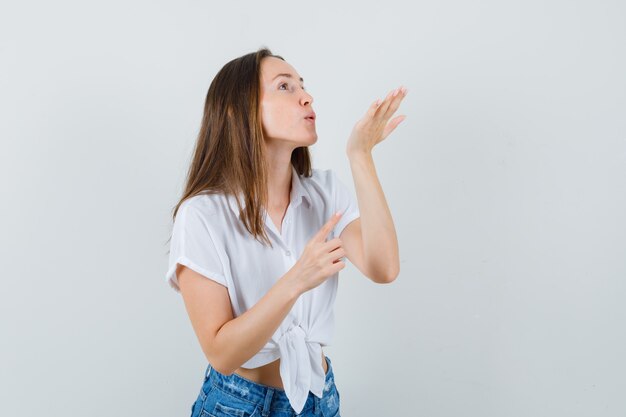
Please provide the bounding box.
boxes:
[166,47,405,417]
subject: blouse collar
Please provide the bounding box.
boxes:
[227,165,311,218]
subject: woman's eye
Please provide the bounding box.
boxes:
[279,82,306,91]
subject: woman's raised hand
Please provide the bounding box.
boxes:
[346,85,408,156]
[288,211,346,294]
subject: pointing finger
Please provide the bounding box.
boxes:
[317,211,343,241]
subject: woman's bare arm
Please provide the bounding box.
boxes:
[178,264,301,375]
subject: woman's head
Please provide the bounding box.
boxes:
[170,47,313,248]
[259,55,317,148]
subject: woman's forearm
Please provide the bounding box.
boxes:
[348,150,400,281]
[210,271,301,375]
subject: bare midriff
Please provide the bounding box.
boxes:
[233,348,327,390]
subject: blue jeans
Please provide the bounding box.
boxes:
[190,356,341,417]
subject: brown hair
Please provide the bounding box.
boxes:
[168,47,313,248]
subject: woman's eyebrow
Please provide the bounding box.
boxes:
[272,73,304,83]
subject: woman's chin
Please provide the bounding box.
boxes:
[292,135,317,147]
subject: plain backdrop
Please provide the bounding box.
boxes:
[1,1,625,416]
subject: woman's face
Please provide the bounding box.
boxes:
[259,57,317,147]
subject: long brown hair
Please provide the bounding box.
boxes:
[168,47,313,249]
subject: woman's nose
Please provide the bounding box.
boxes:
[300,90,313,106]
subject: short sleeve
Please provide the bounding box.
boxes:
[165,201,228,293]
[330,170,360,239]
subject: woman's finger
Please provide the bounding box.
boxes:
[381,115,407,140]
[368,85,408,121]
[366,98,383,118]
[383,87,407,120]
[376,88,396,117]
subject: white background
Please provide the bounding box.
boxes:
[1,1,625,416]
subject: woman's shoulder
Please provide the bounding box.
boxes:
[296,168,342,208]
[303,167,346,194]
[306,167,335,185]
[177,192,227,218]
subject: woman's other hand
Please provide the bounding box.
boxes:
[346,85,408,156]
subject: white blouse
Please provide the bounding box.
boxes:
[165,165,360,413]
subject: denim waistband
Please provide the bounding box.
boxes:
[203,355,335,413]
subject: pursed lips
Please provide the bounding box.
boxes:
[304,112,316,123]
